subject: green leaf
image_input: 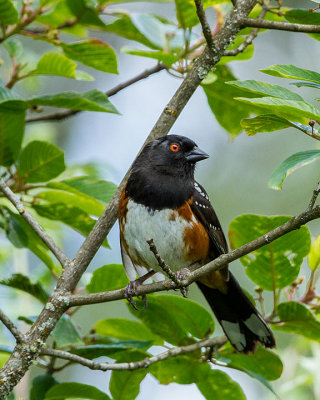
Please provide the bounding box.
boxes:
[130,12,167,49]
[18,141,65,183]
[0,273,48,303]
[202,65,254,137]
[235,97,320,124]
[229,214,311,290]
[0,108,25,166]
[274,301,320,341]
[61,39,118,74]
[0,86,26,111]
[4,211,28,248]
[269,150,320,190]
[103,13,158,49]
[121,46,179,66]
[47,176,117,204]
[0,0,19,25]
[128,294,215,345]
[260,64,320,84]
[197,368,246,400]
[70,341,152,359]
[218,346,282,394]
[34,53,94,81]
[66,0,105,27]
[45,382,111,400]
[30,375,58,400]
[86,264,129,293]
[94,318,163,345]
[292,81,320,90]
[285,9,320,41]
[151,356,205,385]
[0,351,10,368]
[227,80,303,101]
[28,90,119,113]
[3,39,23,58]
[240,114,313,136]
[52,315,83,348]
[37,190,104,217]
[109,352,148,400]
[32,203,109,247]
[308,235,320,271]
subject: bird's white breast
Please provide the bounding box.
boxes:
[123,200,197,273]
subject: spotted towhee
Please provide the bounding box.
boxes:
[118,135,275,353]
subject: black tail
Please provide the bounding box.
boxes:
[197,273,275,353]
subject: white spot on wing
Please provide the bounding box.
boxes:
[221,320,246,351]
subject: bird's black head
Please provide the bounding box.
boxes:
[136,135,209,175]
[126,135,209,210]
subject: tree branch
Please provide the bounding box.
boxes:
[40,336,227,372]
[0,1,258,397]
[240,17,320,33]
[0,178,69,269]
[0,309,26,344]
[26,64,166,123]
[194,0,215,52]
[69,204,320,307]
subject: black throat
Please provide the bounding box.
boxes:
[125,164,195,210]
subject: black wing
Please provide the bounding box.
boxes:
[190,181,228,258]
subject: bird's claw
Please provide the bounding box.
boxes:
[124,280,147,310]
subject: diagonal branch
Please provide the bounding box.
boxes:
[0,178,69,269]
[40,336,227,371]
[194,0,215,52]
[240,17,320,33]
[69,204,320,307]
[26,64,166,123]
[0,309,26,344]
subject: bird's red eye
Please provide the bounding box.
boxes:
[170,144,179,152]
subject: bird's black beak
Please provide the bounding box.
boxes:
[186,146,209,163]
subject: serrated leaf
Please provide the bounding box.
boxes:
[202,65,255,137]
[308,235,320,271]
[32,203,109,247]
[70,341,152,359]
[236,97,320,124]
[241,114,315,136]
[0,0,19,25]
[274,301,320,341]
[128,294,215,345]
[227,80,303,101]
[121,46,179,66]
[86,264,129,293]
[229,214,311,290]
[269,150,320,190]
[34,53,94,81]
[61,39,118,74]
[109,352,148,400]
[0,108,25,166]
[103,13,158,49]
[30,375,58,400]
[197,368,246,400]
[18,141,65,183]
[0,273,48,303]
[218,346,282,395]
[45,382,111,400]
[28,90,118,113]
[47,176,117,204]
[52,315,83,348]
[94,318,163,345]
[260,64,320,84]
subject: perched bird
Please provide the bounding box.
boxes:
[118,135,275,353]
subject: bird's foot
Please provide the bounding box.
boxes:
[123,270,155,310]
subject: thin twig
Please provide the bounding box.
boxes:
[26,64,166,123]
[69,204,320,307]
[146,238,188,297]
[240,17,320,33]
[40,336,227,372]
[0,309,26,344]
[0,178,69,269]
[194,0,215,53]
[308,182,320,211]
